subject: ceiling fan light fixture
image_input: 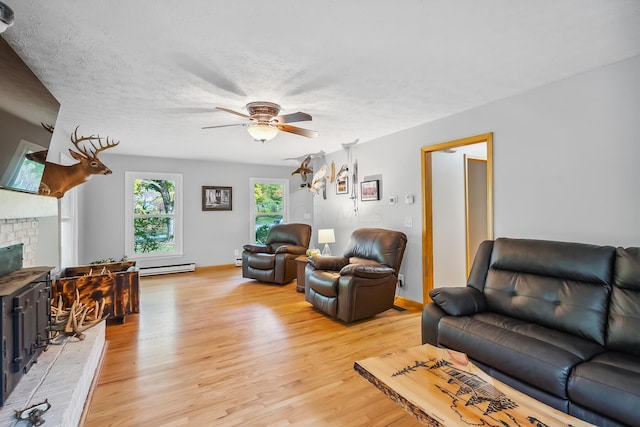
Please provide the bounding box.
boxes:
[247,123,279,142]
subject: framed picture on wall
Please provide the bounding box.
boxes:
[336,176,349,195]
[360,180,379,201]
[202,186,232,211]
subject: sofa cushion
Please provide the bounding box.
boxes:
[483,238,616,346]
[568,352,640,426]
[246,253,275,270]
[342,228,407,273]
[264,223,311,247]
[339,263,394,279]
[608,247,640,356]
[490,238,615,283]
[307,271,340,297]
[438,312,604,398]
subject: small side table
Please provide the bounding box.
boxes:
[295,255,308,293]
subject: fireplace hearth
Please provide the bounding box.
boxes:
[0,243,51,406]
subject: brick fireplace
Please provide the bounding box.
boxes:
[0,189,58,269]
[0,189,105,424]
[0,218,40,266]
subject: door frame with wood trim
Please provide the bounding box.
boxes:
[421,133,493,304]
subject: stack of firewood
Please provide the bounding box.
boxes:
[50,290,108,341]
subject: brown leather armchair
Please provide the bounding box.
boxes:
[305,228,407,322]
[242,223,311,284]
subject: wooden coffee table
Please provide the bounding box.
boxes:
[354,344,594,426]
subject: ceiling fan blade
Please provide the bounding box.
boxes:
[275,124,319,138]
[273,112,312,124]
[216,107,251,120]
[201,123,245,130]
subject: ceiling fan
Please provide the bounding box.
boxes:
[202,101,319,142]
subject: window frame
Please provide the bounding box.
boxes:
[124,171,183,260]
[249,177,289,243]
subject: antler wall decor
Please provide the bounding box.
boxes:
[37,125,119,198]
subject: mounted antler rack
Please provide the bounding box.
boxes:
[38,125,120,198]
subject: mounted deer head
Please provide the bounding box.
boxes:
[39,126,119,198]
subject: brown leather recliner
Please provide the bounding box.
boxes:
[305,228,407,322]
[242,223,311,284]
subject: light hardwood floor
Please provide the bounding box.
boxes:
[84,267,424,426]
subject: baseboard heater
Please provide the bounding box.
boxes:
[139,263,196,276]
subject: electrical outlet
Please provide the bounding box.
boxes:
[234,249,240,257]
[398,274,405,287]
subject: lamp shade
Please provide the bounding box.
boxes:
[318,228,335,244]
[247,123,279,142]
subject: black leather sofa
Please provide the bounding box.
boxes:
[421,238,640,427]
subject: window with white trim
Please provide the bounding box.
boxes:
[249,178,289,243]
[125,172,183,259]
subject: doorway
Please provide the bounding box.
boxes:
[421,133,493,303]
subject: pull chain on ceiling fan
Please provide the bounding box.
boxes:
[203,101,319,142]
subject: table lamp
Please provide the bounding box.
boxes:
[318,228,335,256]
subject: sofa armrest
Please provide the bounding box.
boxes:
[340,263,395,279]
[308,255,349,271]
[243,244,272,254]
[422,303,447,345]
[274,244,308,255]
[429,286,487,316]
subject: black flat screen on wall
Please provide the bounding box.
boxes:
[0,36,59,194]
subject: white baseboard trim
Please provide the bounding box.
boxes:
[139,263,196,276]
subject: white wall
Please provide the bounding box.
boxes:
[78,154,313,268]
[73,54,640,300]
[313,54,640,303]
[432,150,467,289]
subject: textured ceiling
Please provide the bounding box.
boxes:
[3,0,640,166]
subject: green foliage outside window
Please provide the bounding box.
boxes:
[134,179,176,253]
[254,183,284,244]
[11,158,44,192]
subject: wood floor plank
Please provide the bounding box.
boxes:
[84,267,423,426]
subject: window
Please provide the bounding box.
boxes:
[249,178,289,243]
[125,172,183,259]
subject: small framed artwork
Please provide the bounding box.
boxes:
[360,180,380,201]
[202,186,232,211]
[336,176,349,195]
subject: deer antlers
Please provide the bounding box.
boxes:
[50,291,108,341]
[70,126,119,159]
[41,122,55,133]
